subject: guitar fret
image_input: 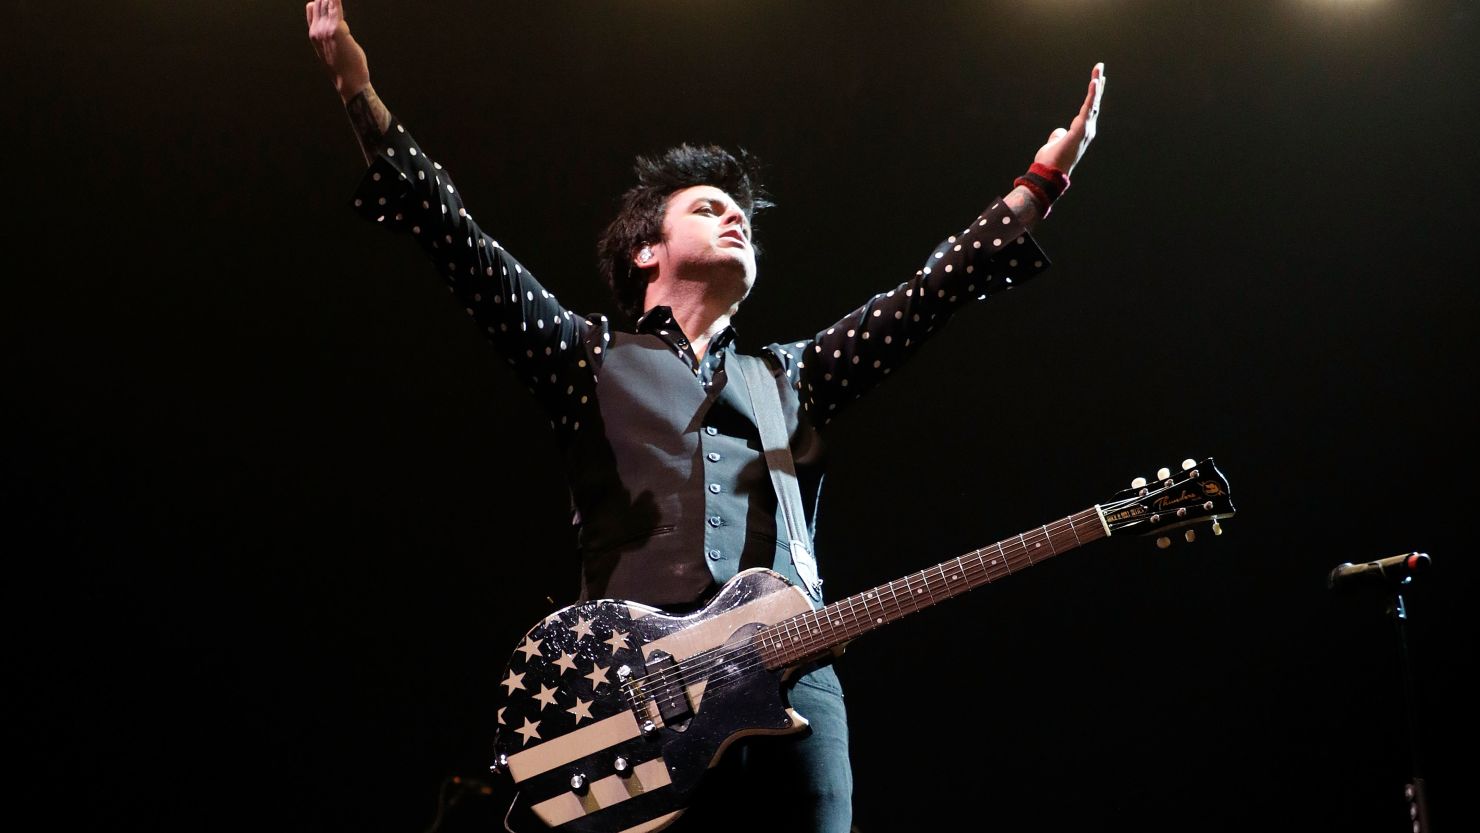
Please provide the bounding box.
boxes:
[760,508,1112,669]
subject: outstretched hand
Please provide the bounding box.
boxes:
[1035,63,1106,176]
[307,0,370,100]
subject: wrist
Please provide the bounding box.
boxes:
[1013,162,1070,217]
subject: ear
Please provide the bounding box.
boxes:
[632,244,658,271]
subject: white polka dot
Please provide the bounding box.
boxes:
[409,147,418,156]
[385,148,395,157]
[894,311,903,319]
[846,329,855,337]
[944,264,953,273]
[872,310,882,317]
[873,360,882,368]
[1009,259,1018,267]
[1002,216,1012,224]
[833,349,842,358]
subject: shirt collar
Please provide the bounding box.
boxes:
[635,305,739,368]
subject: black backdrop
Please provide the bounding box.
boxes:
[8,2,1479,832]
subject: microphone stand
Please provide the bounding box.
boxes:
[1385,582,1432,833]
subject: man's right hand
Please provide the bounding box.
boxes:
[307,0,370,101]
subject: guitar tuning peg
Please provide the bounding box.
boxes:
[1211,520,1222,536]
[1131,476,1147,489]
[1182,458,1197,471]
[1184,529,1196,543]
[1156,467,1171,481]
[1156,536,1171,549]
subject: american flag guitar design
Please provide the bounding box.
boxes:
[489,458,1235,832]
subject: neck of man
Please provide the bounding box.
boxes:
[643,268,748,361]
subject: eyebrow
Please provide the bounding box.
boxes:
[687,195,736,212]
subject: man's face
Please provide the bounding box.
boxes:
[652,185,757,293]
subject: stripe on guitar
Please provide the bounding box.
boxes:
[639,583,809,660]
[530,758,671,827]
[508,711,643,781]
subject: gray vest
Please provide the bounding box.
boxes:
[565,332,825,608]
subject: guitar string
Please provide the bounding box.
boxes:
[511,478,1209,729]
[614,481,1204,708]
[614,506,1116,707]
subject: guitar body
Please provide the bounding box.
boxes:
[493,569,816,832]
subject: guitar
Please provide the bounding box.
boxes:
[489,457,1235,832]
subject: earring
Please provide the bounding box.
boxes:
[638,247,653,263]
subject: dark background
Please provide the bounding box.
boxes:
[8,1,1478,831]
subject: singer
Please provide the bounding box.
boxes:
[307,1,1105,830]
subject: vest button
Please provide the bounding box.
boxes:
[708,483,722,494]
[704,426,718,436]
[706,452,721,462]
[706,548,723,561]
[707,515,722,528]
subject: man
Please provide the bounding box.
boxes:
[307,2,1103,830]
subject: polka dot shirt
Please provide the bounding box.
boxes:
[351,119,1051,435]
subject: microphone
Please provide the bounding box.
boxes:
[1327,552,1430,591]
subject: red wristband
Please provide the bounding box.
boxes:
[1013,162,1070,216]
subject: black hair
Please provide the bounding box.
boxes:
[598,144,772,320]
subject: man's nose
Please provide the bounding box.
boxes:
[721,207,748,235]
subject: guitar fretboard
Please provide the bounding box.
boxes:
[757,506,1108,668]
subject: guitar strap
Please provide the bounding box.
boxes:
[735,352,825,604]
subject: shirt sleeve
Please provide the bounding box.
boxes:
[349,119,606,440]
[769,198,1050,427]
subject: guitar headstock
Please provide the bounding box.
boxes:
[1100,457,1235,547]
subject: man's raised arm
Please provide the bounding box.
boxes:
[307,0,389,165]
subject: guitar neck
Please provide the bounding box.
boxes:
[758,506,1109,669]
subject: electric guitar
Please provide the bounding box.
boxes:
[489,457,1235,832]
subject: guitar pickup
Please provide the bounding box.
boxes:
[639,650,692,726]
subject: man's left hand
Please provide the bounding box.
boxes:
[1035,63,1105,176]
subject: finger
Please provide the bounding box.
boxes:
[306,1,315,26]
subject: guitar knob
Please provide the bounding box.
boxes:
[613,755,630,774]
[1156,467,1171,480]
[1131,476,1147,489]
[1156,536,1171,549]
[640,719,657,735]
[570,773,588,791]
[1184,529,1196,543]
[1182,459,1196,471]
